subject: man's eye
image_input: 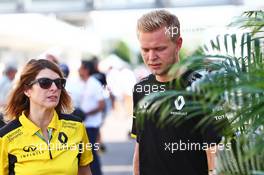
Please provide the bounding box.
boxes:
[142,49,149,53]
[156,47,166,51]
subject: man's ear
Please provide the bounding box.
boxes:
[176,37,183,50]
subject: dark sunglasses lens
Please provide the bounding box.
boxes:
[38,78,53,89]
[54,79,66,89]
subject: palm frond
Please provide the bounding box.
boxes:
[136,10,264,174]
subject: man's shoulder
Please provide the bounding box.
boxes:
[133,74,158,103]
[94,72,107,85]
[181,70,203,87]
[135,74,155,86]
[89,76,103,87]
[85,77,104,93]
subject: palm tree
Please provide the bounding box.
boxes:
[136,10,264,175]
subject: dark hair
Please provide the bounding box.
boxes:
[81,60,96,75]
[91,56,99,65]
[59,63,70,78]
[4,65,17,74]
[4,59,73,120]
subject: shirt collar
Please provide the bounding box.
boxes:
[48,111,59,130]
[19,111,59,136]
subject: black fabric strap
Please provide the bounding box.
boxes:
[8,154,17,175]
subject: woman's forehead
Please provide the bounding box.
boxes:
[35,68,60,79]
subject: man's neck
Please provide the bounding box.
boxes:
[155,74,173,83]
[155,67,186,83]
[83,75,90,82]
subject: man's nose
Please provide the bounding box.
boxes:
[148,50,158,61]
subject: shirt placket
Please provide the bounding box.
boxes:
[35,128,53,159]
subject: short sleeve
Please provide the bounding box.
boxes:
[0,137,8,175]
[79,124,93,166]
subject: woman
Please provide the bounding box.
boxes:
[0,59,93,175]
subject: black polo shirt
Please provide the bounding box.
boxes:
[131,71,222,175]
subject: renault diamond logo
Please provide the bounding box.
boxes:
[58,132,68,144]
[174,95,185,110]
[140,102,149,109]
[23,145,37,152]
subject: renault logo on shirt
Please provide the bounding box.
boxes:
[143,102,149,109]
[174,95,185,110]
[23,145,37,152]
[139,102,149,109]
[58,132,68,144]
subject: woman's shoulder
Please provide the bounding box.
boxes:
[0,118,22,138]
[58,113,83,123]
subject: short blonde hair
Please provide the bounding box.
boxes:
[137,10,181,41]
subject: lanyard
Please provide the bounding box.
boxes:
[35,128,53,144]
[35,128,54,159]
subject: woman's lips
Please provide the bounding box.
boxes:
[47,95,58,101]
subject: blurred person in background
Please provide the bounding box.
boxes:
[0,59,93,175]
[0,65,17,128]
[59,63,70,79]
[91,56,107,87]
[45,54,59,64]
[0,65,17,108]
[79,60,105,175]
[59,62,87,122]
[91,56,116,153]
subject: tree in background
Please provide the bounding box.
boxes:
[113,40,132,63]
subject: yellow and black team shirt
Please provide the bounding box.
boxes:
[0,111,93,175]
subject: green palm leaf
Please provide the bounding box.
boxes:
[136,10,264,174]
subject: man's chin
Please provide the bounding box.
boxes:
[151,69,168,76]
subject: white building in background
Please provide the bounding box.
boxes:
[0,0,262,71]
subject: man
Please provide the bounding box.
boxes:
[0,65,17,108]
[131,10,221,175]
[79,60,105,175]
[0,65,17,128]
[91,56,107,87]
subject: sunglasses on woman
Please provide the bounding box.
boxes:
[29,78,66,89]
